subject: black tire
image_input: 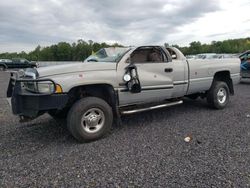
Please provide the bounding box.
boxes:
[0,65,6,71]
[207,81,230,109]
[67,97,113,142]
[48,108,69,119]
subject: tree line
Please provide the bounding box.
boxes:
[173,37,250,55]
[0,40,123,61]
[0,38,250,61]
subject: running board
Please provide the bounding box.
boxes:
[121,100,183,115]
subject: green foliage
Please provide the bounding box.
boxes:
[174,37,250,55]
[1,38,250,60]
[0,40,123,61]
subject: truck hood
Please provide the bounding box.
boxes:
[37,62,117,77]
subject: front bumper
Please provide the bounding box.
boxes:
[7,73,68,119]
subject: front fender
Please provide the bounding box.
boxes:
[48,70,118,93]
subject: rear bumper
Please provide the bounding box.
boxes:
[7,76,68,118]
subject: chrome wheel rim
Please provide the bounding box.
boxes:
[81,108,105,133]
[217,88,227,104]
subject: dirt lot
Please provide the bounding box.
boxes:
[0,71,250,187]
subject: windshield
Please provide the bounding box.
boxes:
[85,47,130,63]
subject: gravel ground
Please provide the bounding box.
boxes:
[0,71,250,187]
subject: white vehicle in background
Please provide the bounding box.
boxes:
[194,53,238,60]
[186,55,196,59]
[214,54,238,59]
[195,53,217,59]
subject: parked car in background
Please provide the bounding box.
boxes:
[195,53,217,59]
[186,55,196,59]
[0,58,37,71]
[187,53,238,60]
[0,59,12,70]
[214,54,237,59]
[239,50,250,78]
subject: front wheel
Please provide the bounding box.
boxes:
[207,81,230,109]
[0,65,6,71]
[67,97,113,142]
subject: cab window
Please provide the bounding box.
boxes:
[130,47,169,63]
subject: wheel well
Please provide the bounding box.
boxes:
[213,71,234,95]
[68,84,118,116]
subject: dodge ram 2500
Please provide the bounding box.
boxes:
[7,46,241,142]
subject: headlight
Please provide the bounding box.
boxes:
[24,81,62,94]
[36,82,55,94]
[23,82,36,92]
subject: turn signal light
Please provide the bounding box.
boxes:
[55,84,63,93]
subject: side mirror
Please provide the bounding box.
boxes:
[128,78,141,93]
[124,66,141,93]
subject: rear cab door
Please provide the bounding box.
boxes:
[166,47,189,97]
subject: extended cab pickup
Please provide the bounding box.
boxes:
[7,46,241,142]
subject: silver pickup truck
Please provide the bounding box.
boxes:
[7,46,240,142]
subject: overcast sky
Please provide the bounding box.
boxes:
[0,0,249,52]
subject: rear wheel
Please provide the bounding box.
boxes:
[207,81,229,109]
[67,97,113,142]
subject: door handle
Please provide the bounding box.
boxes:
[164,68,173,73]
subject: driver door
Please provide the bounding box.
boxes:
[118,47,174,106]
